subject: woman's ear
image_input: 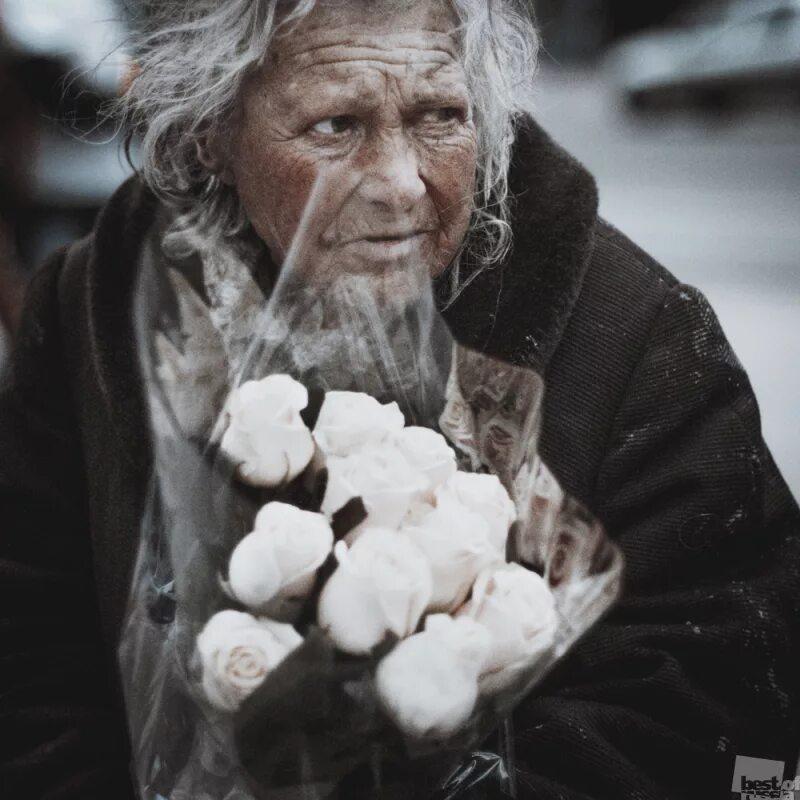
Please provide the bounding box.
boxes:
[196,132,235,186]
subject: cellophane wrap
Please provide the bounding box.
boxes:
[120,184,624,800]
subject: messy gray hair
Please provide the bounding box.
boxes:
[119,0,540,295]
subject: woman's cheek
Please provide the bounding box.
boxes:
[423,130,477,203]
[236,144,321,260]
[421,134,477,272]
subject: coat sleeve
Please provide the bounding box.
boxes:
[0,250,137,799]
[511,282,800,799]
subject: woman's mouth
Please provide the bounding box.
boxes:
[345,231,430,261]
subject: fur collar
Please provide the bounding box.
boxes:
[76,115,599,462]
[435,116,599,372]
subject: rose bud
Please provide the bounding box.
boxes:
[226,502,333,620]
[403,496,503,613]
[313,390,405,458]
[322,448,428,538]
[317,528,432,655]
[196,610,302,712]
[459,562,558,692]
[375,615,491,739]
[391,426,457,498]
[436,471,518,552]
[220,374,315,488]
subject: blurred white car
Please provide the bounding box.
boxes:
[606,0,800,110]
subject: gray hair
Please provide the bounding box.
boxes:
[119,0,540,298]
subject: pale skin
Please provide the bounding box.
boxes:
[208,0,478,284]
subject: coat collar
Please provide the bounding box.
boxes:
[434,116,599,373]
[81,115,599,461]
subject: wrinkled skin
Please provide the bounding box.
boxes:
[215,0,478,283]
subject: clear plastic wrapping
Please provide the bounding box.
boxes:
[121,188,624,800]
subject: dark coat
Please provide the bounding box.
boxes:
[1,118,799,800]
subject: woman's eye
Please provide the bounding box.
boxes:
[310,116,355,135]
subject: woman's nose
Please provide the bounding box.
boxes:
[358,136,427,213]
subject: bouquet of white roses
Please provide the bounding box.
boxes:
[121,199,623,800]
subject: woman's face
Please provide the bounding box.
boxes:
[223,0,478,282]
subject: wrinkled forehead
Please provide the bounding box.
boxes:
[268,0,462,73]
[240,0,467,111]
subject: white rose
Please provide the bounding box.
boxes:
[220,375,315,487]
[459,563,558,689]
[390,427,457,498]
[317,528,432,655]
[313,391,405,458]
[436,472,517,553]
[322,448,428,536]
[227,502,333,619]
[197,610,303,712]
[403,497,503,613]
[375,615,491,739]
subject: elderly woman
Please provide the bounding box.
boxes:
[1,0,798,798]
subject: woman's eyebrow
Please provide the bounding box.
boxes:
[280,31,458,62]
[268,75,376,114]
[409,75,470,106]
[410,85,469,105]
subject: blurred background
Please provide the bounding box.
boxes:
[0,0,798,495]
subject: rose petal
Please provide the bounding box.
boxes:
[460,563,558,678]
[436,472,517,552]
[317,530,432,655]
[197,612,303,712]
[228,534,284,609]
[313,391,405,457]
[220,375,315,488]
[392,427,457,496]
[322,449,428,536]
[403,500,501,613]
[228,502,333,616]
[376,629,480,739]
